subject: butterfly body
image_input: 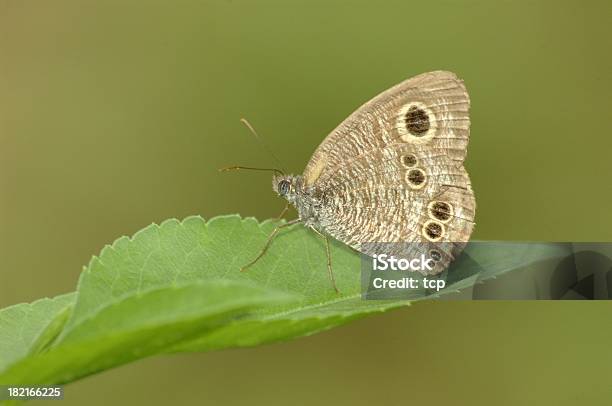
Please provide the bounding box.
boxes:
[272,71,475,276]
[273,174,326,231]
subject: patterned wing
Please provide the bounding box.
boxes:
[303,71,470,186]
[304,71,475,274]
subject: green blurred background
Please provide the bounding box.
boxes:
[1,0,611,404]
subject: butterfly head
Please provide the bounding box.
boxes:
[273,174,301,203]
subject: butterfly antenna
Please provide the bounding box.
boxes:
[240,118,286,173]
[218,165,284,176]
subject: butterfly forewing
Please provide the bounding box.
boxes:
[303,71,471,186]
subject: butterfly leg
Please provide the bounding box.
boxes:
[240,219,301,272]
[275,202,290,220]
[310,227,339,294]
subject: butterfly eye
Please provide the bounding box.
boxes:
[278,180,291,195]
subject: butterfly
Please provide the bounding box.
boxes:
[232,71,476,292]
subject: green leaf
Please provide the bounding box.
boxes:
[0,215,572,389]
[0,293,75,373]
[64,215,411,357]
[0,281,292,386]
